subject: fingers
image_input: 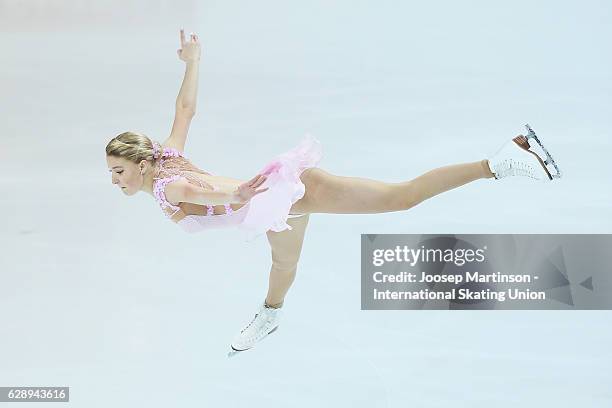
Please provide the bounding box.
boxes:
[246,176,258,186]
[247,174,267,186]
[180,28,199,47]
[255,175,266,186]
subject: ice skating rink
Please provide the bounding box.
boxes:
[1,1,611,407]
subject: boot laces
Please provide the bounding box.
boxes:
[240,309,276,337]
[240,313,260,334]
[493,158,539,179]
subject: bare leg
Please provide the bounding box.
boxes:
[296,159,494,214]
[264,214,310,308]
[264,160,493,305]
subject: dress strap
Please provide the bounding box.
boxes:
[153,175,182,217]
[205,203,234,216]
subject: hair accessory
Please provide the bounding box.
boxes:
[152,141,184,160]
[152,141,162,159]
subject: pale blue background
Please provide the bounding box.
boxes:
[1,1,611,407]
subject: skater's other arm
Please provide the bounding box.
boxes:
[163,29,201,153]
[165,178,243,206]
[164,174,270,206]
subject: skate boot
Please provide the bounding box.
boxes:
[228,302,282,356]
[487,124,562,181]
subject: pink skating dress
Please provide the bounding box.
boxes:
[152,133,323,242]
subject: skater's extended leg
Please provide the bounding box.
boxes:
[404,159,495,208]
[298,160,494,214]
[264,214,310,308]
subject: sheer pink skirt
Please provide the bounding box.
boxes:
[238,133,323,243]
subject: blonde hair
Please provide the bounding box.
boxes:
[105,131,156,164]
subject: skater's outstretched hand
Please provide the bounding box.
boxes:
[177,28,201,62]
[234,174,269,203]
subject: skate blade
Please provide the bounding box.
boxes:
[512,135,554,181]
[523,124,562,179]
[226,326,280,358]
[227,346,247,358]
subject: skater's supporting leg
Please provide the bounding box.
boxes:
[264,214,310,308]
[299,160,494,214]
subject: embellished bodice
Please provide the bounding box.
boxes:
[151,146,236,222]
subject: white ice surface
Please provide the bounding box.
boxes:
[1,1,611,407]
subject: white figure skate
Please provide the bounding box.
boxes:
[227,302,282,357]
[487,124,562,181]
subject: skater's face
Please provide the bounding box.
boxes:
[106,155,143,196]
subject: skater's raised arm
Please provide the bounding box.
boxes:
[163,29,202,153]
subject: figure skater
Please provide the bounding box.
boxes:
[105,29,562,355]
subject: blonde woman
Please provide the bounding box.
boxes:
[105,29,562,355]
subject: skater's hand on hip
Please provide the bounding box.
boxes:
[234,175,269,203]
[177,28,201,62]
